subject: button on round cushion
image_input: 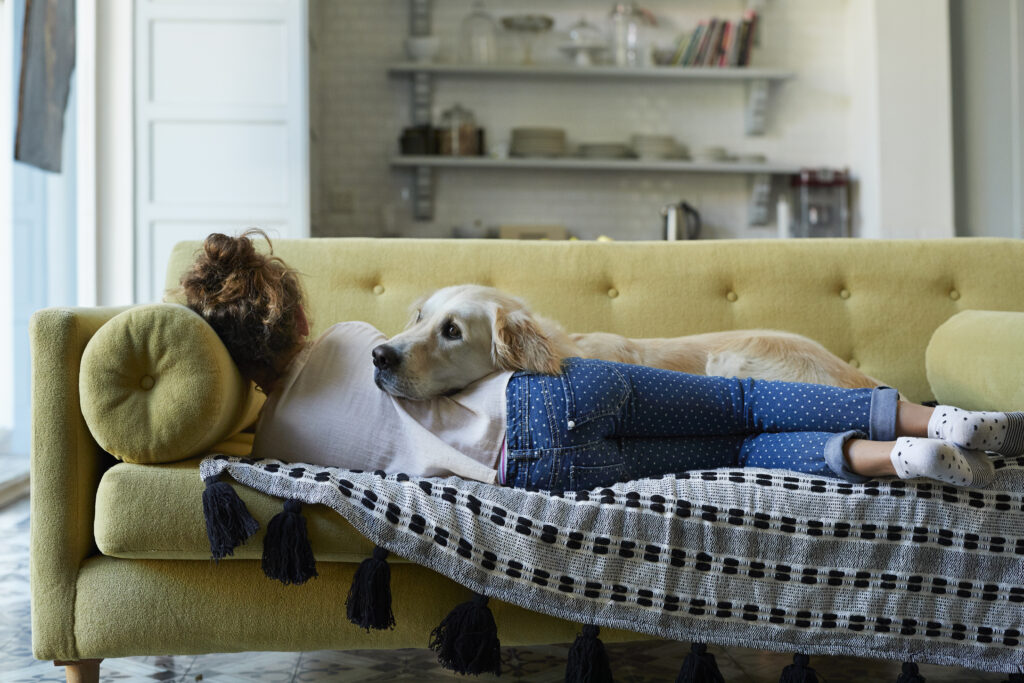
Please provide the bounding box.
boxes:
[79,303,265,464]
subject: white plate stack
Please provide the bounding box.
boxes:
[510,127,567,157]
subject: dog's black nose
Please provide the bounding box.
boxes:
[372,344,400,370]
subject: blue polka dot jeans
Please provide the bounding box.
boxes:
[504,358,899,491]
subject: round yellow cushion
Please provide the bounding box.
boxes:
[926,309,1024,411]
[80,303,265,464]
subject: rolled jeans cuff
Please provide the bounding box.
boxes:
[824,430,872,483]
[869,386,899,442]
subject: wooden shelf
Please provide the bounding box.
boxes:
[391,156,801,175]
[388,62,796,82]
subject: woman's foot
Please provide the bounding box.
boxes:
[889,437,994,487]
[928,406,1024,455]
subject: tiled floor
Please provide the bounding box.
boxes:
[1,496,1010,682]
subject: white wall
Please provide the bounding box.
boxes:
[95,0,135,305]
[951,0,1024,239]
[0,0,13,446]
[863,0,954,239]
[311,0,955,240]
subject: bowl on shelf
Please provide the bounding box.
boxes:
[652,47,678,66]
[405,35,440,63]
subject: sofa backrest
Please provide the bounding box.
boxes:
[166,237,1024,403]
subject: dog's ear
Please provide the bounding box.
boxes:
[491,305,562,375]
[404,294,430,329]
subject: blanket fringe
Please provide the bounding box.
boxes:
[429,592,501,676]
[202,474,259,560]
[261,499,318,585]
[779,653,818,683]
[346,545,395,631]
[675,642,725,683]
[565,624,613,683]
[896,661,926,682]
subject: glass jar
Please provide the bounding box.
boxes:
[438,104,482,156]
[791,168,850,238]
[609,2,649,67]
[459,0,499,65]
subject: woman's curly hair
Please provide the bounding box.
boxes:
[179,229,306,391]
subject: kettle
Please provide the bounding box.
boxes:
[661,201,701,240]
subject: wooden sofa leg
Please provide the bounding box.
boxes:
[54,659,102,683]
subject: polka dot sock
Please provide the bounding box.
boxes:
[889,437,994,488]
[927,406,1024,455]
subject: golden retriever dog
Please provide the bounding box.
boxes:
[371,284,887,400]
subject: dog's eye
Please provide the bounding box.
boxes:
[442,322,462,340]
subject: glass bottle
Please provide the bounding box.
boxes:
[459,0,499,65]
[610,2,648,67]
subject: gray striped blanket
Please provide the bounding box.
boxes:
[200,454,1024,674]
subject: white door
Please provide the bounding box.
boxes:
[135,0,309,302]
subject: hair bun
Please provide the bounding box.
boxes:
[202,231,261,273]
[178,229,305,390]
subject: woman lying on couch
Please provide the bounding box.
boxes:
[180,230,1024,491]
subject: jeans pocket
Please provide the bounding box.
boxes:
[567,441,627,491]
[559,359,630,429]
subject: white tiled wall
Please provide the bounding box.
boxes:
[310,0,855,240]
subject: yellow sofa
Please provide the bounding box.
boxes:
[30,237,1024,680]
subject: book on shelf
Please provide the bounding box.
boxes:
[704,20,726,66]
[672,10,758,68]
[675,21,703,65]
[692,17,715,66]
[738,10,758,67]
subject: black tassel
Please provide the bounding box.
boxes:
[261,499,318,585]
[202,474,259,560]
[779,653,818,683]
[345,546,395,631]
[428,592,502,676]
[896,662,926,683]
[675,642,725,683]
[565,624,613,683]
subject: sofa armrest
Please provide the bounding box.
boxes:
[926,309,1024,411]
[30,305,133,661]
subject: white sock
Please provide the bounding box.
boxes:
[927,406,1024,455]
[889,437,995,488]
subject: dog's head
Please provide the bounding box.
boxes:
[372,284,562,400]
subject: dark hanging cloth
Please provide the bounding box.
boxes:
[14,0,76,172]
